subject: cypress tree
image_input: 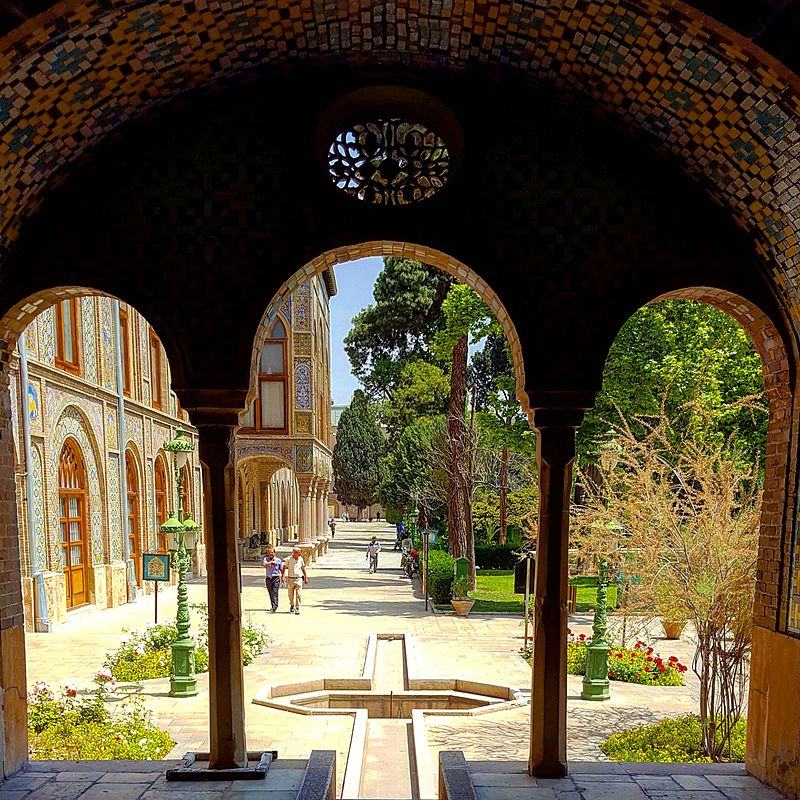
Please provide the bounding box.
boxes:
[332,390,384,518]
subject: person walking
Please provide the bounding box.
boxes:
[328,518,336,538]
[262,546,283,613]
[366,536,381,573]
[281,545,308,614]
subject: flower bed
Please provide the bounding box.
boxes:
[521,633,687,686]
[27,681,174,760]
[600,714,746,763]
[105,603,270,682]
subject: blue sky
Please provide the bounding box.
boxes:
[329,257,383,405]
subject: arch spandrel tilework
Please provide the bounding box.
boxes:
[2,1,800,320]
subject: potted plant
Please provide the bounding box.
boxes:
[451,576,475,617]
[657,591,689,639]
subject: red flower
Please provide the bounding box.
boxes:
[609,671,615,677]
[644,666,650,671]
[578,634,586,641]
[567,628,572,635]
[646,656,653,662]
[646,647,653,655]
[668,655,678,662]
[616,653,623,658]
[658,664,665,672]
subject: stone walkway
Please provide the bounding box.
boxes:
[20,523,758,798]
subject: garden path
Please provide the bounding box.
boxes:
[24,522,708,796]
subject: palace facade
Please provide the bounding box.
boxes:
[10,296,203,630]
[235,270,336,565]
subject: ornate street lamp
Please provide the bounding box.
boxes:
[581,556,611,701]
[161,426,199,698]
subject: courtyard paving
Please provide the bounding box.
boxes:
[20,522,738,798]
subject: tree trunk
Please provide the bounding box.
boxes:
[447,334,469,563]
[499,445,509,545]
[418,504,429,531]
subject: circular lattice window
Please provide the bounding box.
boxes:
[327,119,450,205]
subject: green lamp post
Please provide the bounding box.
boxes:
[161,426,199,698]
[581,556,611,701]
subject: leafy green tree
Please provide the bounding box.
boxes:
[332,390,384,517]
[379,416,440,525]
[433,284,494,586]
[344,258,452,399]
[578,300,767,466]
[471,330,535,543]
[380,360,450,442]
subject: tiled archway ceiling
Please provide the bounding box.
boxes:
[3,1,800,317]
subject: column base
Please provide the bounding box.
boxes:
[170,640,198,697]
[581,676,610,701]
[529,759,568,779]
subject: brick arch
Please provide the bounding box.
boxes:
[2,0,800,327]
[646,287,796,632]
[249,242,528,415]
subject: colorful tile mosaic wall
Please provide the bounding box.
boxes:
[294,444,312,472]
[293,284,310,331]
[81,298,98,385]
[24,319,37,358]
[140,316,150,406]
[106,409,117,450]
[40,307,54,365]
[30,444,45,572]
[107,451,122,562]
[101,301,115,391]
[294,358,311,410]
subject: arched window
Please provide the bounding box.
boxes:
[58,440,89,608]
[155,456,168,553]
[257,319,287,433]
[125,450,141,585]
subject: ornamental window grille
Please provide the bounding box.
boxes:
[327,119,449,205]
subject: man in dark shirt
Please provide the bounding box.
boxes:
[262,546,283,613]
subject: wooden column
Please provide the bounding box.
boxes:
[528,397,593,778]
[197,421,246,769]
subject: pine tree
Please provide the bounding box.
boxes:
[332,390,384,518]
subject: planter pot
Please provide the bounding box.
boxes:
[662,620,687,639]
[451,599,475,617]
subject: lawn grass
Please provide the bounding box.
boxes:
[466,570,618,613]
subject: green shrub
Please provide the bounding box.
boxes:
[600,715,747,763]
[27,683,174,760]
[474,545,519,570]
[427,550,455,605]
[105,602,270,682]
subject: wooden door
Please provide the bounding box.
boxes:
[58,440,89,608]
[126,451,141,585]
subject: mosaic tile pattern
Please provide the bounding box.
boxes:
[101,300,115,391]
[295,412,311,434]
[40,306,54,365]
[106,408,117,450]
[294,332,311,357]
[295,444,312,472]
[294,358,311,410]
[24,318,37,358]
[140,316,150,406]
[294,284,310,331]
[51,405,103,565]
[30,444,45,572]
[128,413,144,456]
[81,297,97,385]
[107,450,121,562]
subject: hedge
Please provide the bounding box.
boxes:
[475,545,519,570]
[427,550,455,605]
